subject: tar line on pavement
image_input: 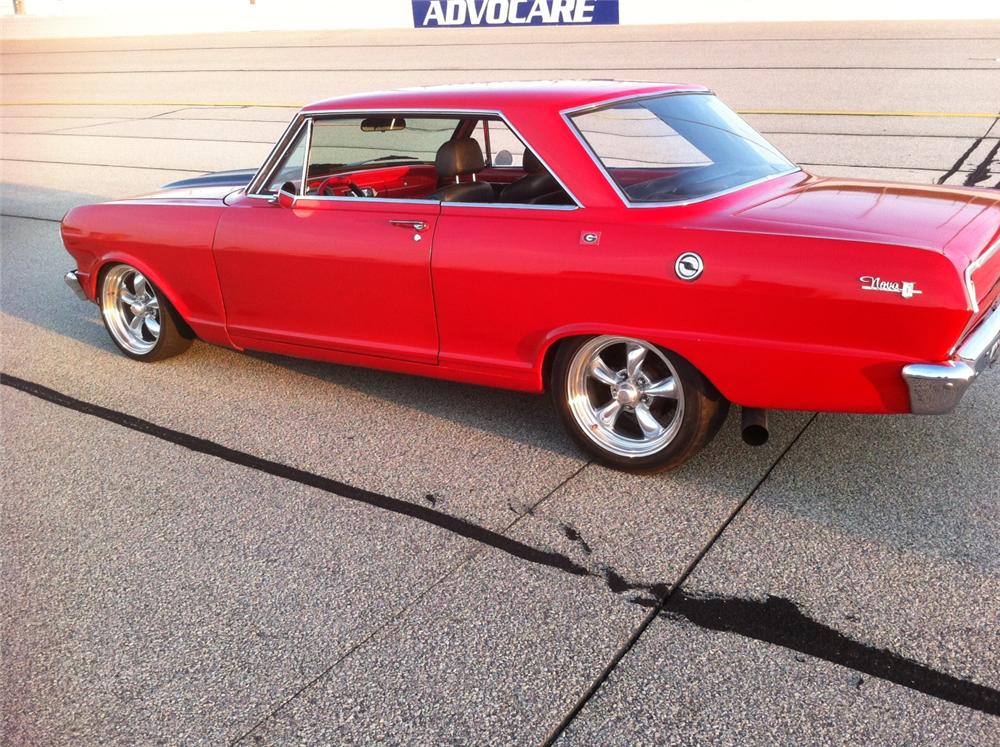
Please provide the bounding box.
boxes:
[4,372,998,736]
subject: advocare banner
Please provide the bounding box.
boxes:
[411,0,620,27]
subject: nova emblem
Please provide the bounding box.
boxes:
[859,275,923,299]
[675,252,704,281]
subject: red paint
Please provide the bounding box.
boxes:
[61,82,1000,414]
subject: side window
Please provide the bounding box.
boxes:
[470,119,525,168]
[307,116,459,173]
[302,115,460,198]
[263,125,307,194]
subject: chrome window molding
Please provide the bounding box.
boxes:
[559,88,712,118]
[246,113,307,195]
[559,90,802,209]
[289,195,439,207]
[443,202,578,212]
[299,117,314,196]
[245,107,583,209]
[251,193,578,212]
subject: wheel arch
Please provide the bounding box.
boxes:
[535,324,728,401]
[95,255,196,338]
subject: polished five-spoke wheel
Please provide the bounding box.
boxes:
[99,263,192,361]
[101,265,161,355]
[567,337,685,458]
[552,336,730,472]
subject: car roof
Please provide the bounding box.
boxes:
[300,80,709,114]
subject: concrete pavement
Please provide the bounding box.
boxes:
[2,20,998,745]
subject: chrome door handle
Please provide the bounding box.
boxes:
[389,219,427,231]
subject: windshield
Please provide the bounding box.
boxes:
[569,93,797,204]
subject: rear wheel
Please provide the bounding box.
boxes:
[99,263,192,361]
[551,336,729,472]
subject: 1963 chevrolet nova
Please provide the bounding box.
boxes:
[61,81,1000,471]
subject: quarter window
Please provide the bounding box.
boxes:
[263,126,307,194]
[470,118,525,168]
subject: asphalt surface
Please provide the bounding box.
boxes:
[2,19,999,746]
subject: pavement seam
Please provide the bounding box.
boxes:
[5,102,997,119]
[8,377,997,726]
[40,117,133,134]
[1,213,60,223]
[539,412,821,747]
[1,130,276,144]
[3,37,999,56]
[229,461,592,745]
[1,157,203,173]
[0,374,598,742]
[964,136,1000,187]
[7,66,998,75]
[0,373,598,581]
[937,113,1000,184]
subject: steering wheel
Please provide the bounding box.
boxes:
[316,177,366,197]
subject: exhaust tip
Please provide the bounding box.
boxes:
[740,407,769,446]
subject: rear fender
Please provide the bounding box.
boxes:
[535,324,912,413]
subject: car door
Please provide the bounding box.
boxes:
[212,113,454,364]
[213,195,440,363]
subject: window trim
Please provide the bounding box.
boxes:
[253,116,309,198]
[245,107,582,210]
[299,117,314,195]
[561,90,802,209]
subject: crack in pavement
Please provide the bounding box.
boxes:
[3,372,998,728]
[965,138,1000,187]
[938,114,999,186]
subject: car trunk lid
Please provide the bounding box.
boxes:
[731,177,1000,252]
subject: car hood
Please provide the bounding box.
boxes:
[729,177,1000,252]
[129,168,258,201]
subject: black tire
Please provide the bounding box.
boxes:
[98,263,193,362]
[550,336,729,472]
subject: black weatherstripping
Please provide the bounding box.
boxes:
[3,372,998,719]
[161,168,258,190]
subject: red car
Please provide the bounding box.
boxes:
[61,81,1000,471]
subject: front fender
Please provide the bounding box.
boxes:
[61,201,236,348]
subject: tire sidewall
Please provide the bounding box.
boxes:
[551,337,727,472]
[98,263,188,362]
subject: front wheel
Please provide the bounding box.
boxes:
[551,336,729,472]
[99,263,192,361]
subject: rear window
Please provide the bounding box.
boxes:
[569,93,796,204]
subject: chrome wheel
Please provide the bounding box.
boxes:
[565,336,685,458]
[100,265,161,355]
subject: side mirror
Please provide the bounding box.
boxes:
[494,149,513,167]
[277,181,298,208]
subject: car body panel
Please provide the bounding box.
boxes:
[61,200,233,347]
[60,81,1000,415]
[214,194,442,364]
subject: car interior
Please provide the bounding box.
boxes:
[269,115,575,206]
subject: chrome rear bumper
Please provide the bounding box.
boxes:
[64,270,88,302]
[903,304,1000,414]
